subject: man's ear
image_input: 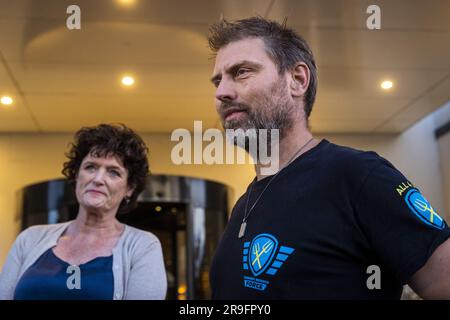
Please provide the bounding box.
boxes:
[289,62,310,98]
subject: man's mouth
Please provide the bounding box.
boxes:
[223,108,247,122]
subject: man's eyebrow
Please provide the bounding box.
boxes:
[210,60,262,84]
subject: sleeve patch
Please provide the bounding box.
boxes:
[404,188,447,230]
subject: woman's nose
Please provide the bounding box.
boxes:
[92,169,106,184]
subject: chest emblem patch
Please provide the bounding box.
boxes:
[242,233,294,291]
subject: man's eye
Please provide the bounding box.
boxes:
[236,68,250,77]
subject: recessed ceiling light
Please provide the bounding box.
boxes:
[117,0,136,6]
[1,96,13,105]
[121,76,135,87]
[381,80,393,90]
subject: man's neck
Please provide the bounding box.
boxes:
[255,124,318,181]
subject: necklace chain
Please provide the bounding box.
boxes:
[238,137,315,238]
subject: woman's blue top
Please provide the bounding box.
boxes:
[14,248,114,300]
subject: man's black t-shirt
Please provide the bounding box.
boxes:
[210,139,450,299]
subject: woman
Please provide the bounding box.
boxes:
[0,124,167,300]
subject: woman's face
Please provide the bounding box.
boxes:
[75,153,133,214]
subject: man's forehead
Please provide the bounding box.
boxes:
[213,38,271,72]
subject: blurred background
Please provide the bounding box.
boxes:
[0,0,449,299]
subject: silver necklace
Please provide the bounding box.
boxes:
[238,137,315,238]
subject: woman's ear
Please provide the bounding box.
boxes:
[126,186,135,198]
[289,62,310,98]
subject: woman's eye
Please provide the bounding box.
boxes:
[109,170,121,177]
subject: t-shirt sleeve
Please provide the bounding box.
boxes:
[354,160,450,285]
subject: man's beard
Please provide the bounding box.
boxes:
[220,78,295,153]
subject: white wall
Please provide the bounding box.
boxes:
[437,132,450,216]
[434,101,450,215]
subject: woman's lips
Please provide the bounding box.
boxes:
[86,190,106,196]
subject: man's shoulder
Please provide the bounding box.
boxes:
[324,140,389,170]
[317,140,398,183]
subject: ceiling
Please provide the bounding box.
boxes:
[0,0,449,134]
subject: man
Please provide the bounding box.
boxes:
[208,17,450,299]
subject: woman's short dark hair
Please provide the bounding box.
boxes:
[62,123,149,214]
[208,16,318,121]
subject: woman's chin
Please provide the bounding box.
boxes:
[81,201,107,212]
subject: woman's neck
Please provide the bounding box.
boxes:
[69,209,124,238]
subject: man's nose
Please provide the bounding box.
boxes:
[215,78,237,103]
